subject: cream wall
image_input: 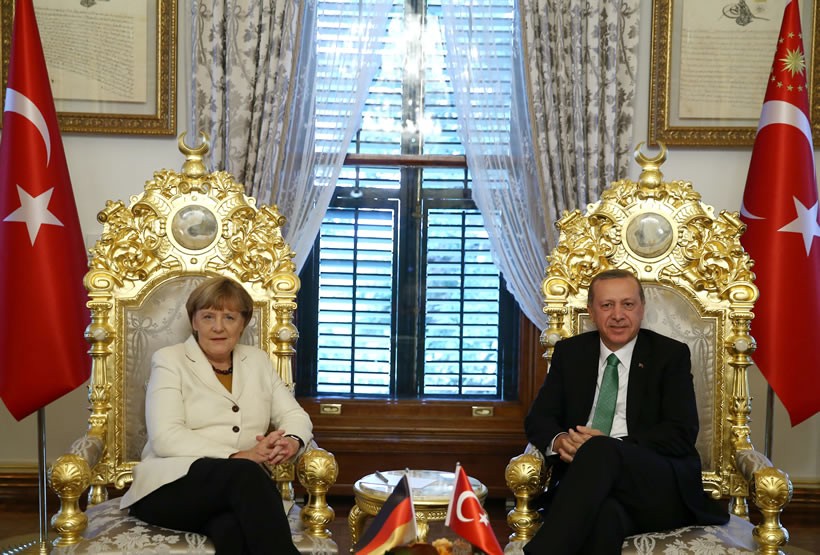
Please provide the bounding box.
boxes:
[1,2,818,485]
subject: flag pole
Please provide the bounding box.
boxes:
[764,385,775,460]
[3,410,52,553]
[35,408,51,554]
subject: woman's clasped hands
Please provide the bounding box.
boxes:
[230,429,299,464]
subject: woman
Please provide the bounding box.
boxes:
[120,276,311,554]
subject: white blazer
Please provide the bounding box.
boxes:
[120,335,312,508]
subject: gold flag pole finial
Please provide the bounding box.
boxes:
[178,131,211,178]
[634,141,667,190]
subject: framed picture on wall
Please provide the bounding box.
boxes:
[0,0,177,135]
[648,0,819,146]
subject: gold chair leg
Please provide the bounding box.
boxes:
[348,504,367,553]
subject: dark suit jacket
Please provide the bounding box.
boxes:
[525,328,727,525]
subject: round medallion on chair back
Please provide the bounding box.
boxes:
[169,204,219,252]
[624,211,675,260]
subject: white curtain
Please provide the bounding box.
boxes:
[441,0,640,327]
[191,1,392,271]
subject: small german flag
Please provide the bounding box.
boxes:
[355,474,417,555]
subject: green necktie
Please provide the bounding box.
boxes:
[591,353,619,436]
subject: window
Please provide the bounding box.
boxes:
[296,0,519,400]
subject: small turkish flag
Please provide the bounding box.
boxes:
[740,0,820,425]
[445,465,503,555]
[0,0,90,420]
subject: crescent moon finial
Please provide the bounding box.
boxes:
[178,131,211,177]
[633,141,667,189]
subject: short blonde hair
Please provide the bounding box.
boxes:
[185,276,253,327]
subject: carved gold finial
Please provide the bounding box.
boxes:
[178,131,211,178]
[634,141,667,189]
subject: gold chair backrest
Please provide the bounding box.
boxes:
[540,143,757,502]
[84,133,300,489]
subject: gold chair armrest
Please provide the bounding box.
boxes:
[505,444,549,544]
[734,449,793,555]
[734,448,776,480]
[68,434,106,468]
[48,433,105,546]
[296,442,338,539]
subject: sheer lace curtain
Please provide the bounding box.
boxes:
[442,0,639,327]
[441,2,548,327]
[190,1,391,270]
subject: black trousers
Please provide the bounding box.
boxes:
[523,436,696,555]
[130,457,299,555]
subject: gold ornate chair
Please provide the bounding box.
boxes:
[504,145,792,554]
[47,135,338,554]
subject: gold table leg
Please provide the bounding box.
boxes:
[348,502,368,553]
[416,518,429,543]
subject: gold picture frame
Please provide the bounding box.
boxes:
[1,0,176,135]
[649,0,819,146]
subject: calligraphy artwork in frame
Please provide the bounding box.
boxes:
[649,0,819,146]
[0,0,177,135]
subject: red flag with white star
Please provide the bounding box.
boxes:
[740,0,820,426]
[445,465,503,555]
[0,0,89,420]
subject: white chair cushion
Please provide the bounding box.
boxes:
[621,515,756,554]
[504,516,756,554]
[51,498,337,554]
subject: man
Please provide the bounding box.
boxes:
[523,269,728,554]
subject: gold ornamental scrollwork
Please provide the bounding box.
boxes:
[546,165,756,304]
[545,210,618,291]
[144,165,245,200]
[215,203,297,286]
[665,212,755,297]
[90,200,173,282]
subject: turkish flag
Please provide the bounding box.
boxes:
[445,465,503,555]
[0,0,89,420]
[741,0,820,426]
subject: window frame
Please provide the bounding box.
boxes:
[296,154,520,400]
